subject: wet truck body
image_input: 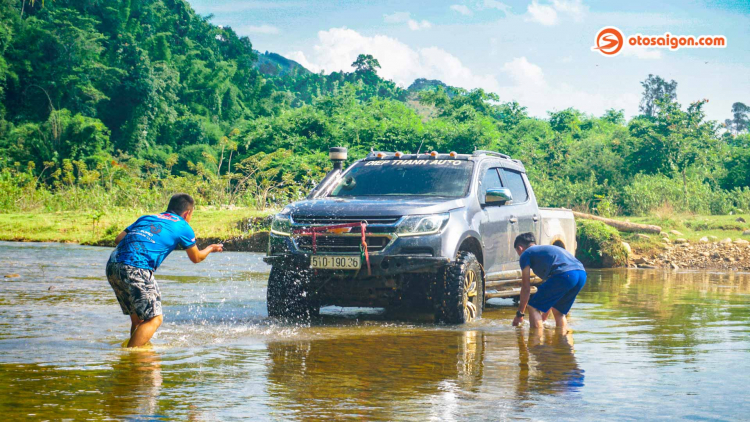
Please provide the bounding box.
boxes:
[263,149,576,323]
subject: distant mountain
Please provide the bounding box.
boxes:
[254,51,311,76]
[407,78,456,98]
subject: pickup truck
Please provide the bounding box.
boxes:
[263,148,577,324]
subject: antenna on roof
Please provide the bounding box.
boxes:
[416,139,424,155]
[370,146,374,153]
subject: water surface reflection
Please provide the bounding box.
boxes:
[0,242,748,420]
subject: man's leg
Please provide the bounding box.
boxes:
[130,313,143,336]
[550,307,568,332]
[527,305,544,329]
[128,315,163,347]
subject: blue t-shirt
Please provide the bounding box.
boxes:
[109,212,196,271]
[519,245,585,281]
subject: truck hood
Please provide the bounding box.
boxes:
[284,196,466,219]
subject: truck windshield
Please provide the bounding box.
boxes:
[330,160,474,198]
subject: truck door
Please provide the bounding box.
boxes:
[477,167,512,275]
[499,168,540,262]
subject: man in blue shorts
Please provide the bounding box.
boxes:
[511,232,586,331]
[106,193,223,347]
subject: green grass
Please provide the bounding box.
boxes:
[0,207,275,246]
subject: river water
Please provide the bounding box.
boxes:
[0,241,748,420]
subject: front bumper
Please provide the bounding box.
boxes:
[263,253,449,277]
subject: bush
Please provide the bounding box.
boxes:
[576,220,629,268]
[620,173,746,216]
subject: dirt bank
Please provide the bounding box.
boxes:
[631,239,750,271]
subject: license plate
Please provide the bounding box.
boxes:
[311,255,361,270]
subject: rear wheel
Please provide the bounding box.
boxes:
[434,252,484,324]
[267,266,320,320]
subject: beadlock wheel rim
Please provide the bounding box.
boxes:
[464,269,478,321]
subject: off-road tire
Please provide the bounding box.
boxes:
[434,252,484,324]
[267,266,320,320]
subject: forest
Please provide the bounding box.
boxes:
[1,0,749,217]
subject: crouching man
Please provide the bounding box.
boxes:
[106,193,223,347]
[512,233,586,331]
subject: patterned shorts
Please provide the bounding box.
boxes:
[106,261,163,321]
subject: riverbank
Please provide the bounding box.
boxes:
[1,210,748,268]
[0,207,274,252]
[612,214,750,271]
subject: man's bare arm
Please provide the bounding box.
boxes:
[115,231,127,245]
[185,244,224,263]
[513,266,532,326]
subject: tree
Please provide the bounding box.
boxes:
[351,54,381,74]
[639,74,678,117]
[602,109,625,125]
[724,102,749,135]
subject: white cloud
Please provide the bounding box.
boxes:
[384,11,432,31]
[286,28,498,91]
[526,0,588,25]
[408,19,432,30]
[482,0,511,14]
[526,1,558,25]
[239,24,280,34]
[551,0,588,21]
[496,56,639,117]
[289,29,639,118]
[450,5,473,16]
[622,46,662,60]
[384,12,411,23]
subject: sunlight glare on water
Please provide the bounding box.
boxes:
[0,241,748,420]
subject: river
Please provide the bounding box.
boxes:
[0,241,748,420]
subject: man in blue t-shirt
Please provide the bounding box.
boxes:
[512,232,586,331]
[106,193,223,347]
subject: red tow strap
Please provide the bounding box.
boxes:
[292,222,372,275]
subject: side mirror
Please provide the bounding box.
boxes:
[485,188,513,206]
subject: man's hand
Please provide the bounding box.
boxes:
[186,244,224,263]
[512,316,524,327]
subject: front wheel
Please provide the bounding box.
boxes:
[267,266,320,320]
[434,252,484,324]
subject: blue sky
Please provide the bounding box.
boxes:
[189,0,749,121]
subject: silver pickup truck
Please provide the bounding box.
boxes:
[264,148,577,324]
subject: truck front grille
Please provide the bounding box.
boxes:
[292,215,401,225]
[296,235,391,253]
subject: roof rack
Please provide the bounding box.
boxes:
[472,150,511,160]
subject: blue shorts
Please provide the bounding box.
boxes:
[528,270,586,315]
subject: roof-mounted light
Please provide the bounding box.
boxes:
[376,152,386,159]
[430,151,439,158]
[449,151,457,158]
[394,151,403,158]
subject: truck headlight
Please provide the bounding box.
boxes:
[397,213,450,237]
[270,214,292,236]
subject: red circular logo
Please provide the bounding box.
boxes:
[592,27,624,56]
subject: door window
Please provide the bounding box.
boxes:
[501,169,529,203]
[480,168,503,203]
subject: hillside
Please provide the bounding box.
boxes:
[255,51,311,76]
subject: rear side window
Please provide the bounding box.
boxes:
[479,168,503,203]
[501,169,529,203]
